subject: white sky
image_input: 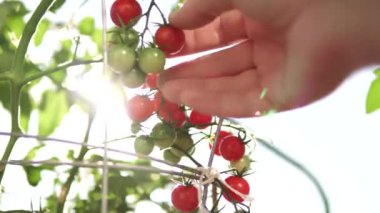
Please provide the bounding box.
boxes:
[1,0,380,212]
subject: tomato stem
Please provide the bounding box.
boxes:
[140,0,156,48]
[152,1,167,25]
[11,0,54,78]
[20,59,102,86]
[0,84,21,185]
[256,137,330,213]
[172,144,203,167]
[56,113,94,213]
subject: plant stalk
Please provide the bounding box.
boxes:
[0,84,21,184]
[11,0,54,76]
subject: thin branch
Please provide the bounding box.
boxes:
[152,1,167,25]
[0,131,200,175]
[139,0,156,48]
[56,113,94,213]
[20,59,102,85]
[3,159,200,180]
[256,137,330,213]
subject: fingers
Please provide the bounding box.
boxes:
[159,69,272,117]
[170,0,233,29]
[169,10,248,57]
[160,40,255,83]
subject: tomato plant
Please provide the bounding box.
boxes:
[126,95,154,122]
[171,184,199,212]
[155,25,185,55]
[110,0,142,27]
[222,176,250,203]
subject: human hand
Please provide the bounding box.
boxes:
[158,0,380,117]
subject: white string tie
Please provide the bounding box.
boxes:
[193,167,254,212]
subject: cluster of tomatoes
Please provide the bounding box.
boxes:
[108,0,185,89]
[170,131,252,212]
[108,0,253,212]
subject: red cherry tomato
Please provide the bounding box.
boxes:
[145,73,159,89]
[153,92,186,127]
[209,131,232,156]
[171,184,199,212]
[155,25,185,55]
[189,110,212,129]
[220,135,245,161]
[222,176,250,203]
[110,0,142,27]
[126,95,154,122]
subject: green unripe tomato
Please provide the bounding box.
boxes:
[121,67,146,88]
[163,149,181,164]
[138,47,165,74]
[131,122,141,134]
[170,131,194,157]
[134,135,154,155]
[150,123,175,149]
[124,29,140,48]
[229,155,251,173]
[107,45,136,73]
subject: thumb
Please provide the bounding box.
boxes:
[169,0,233,29]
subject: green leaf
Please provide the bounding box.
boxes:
[2,1,29,16]
[41,157,59,170]
[6,16,25,38]
[108,175,129,197]
[50,46,71,83]
[24,145,44,161]
[38,89,70,136]
[24,166,42,186]
[374,67,380,77]
[67,149,75,160]
[34,19,50,46]
[366,78,380,113]
[49,0,66,13]
[0,4,10,30]
[62,39,73,50]
[53,47,71,64]
[79,17,95,36]
[91,29,103,51]
[20,88,34,132]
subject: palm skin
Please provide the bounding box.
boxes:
[159,0,380,117]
